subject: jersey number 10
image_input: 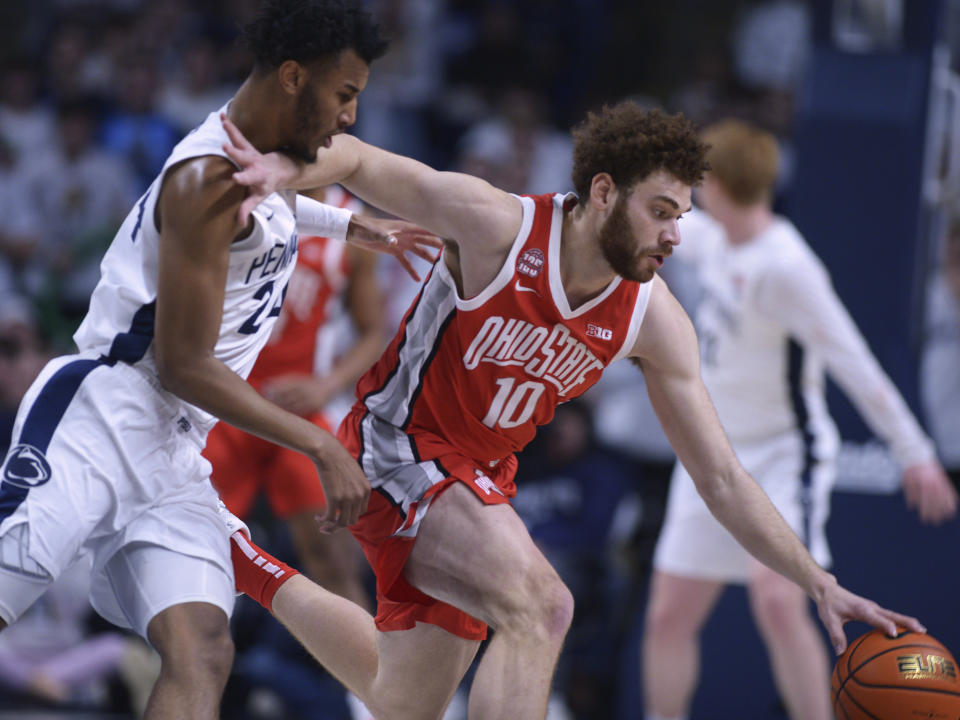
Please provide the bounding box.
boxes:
[482,377,546,429]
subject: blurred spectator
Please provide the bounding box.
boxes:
[0,553,158,715]
[456,85,573,196]
[733,0,811,94]
[0,57,56,155]
[921,215,960,490]
[444,2,526,114]
[513,400,631,720]
[0,295,51,456]
[44,21,107,104]
[24,97,137,337]
[667,43,736,128]
[352,0,443,161]
[730,0,812,192]
[101,58,180,190]
[158,34,235,133]
[0,137,42,298]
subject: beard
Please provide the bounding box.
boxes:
[598,194,656,283]
[289,83,324,163]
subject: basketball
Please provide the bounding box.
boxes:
[832,629,960,719]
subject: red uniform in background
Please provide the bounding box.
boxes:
[205,187,363,519]
[338,192,652,639]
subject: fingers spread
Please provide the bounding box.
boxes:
[398,256,420,281]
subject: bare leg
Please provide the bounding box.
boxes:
[748,563,832,720]
[272,574,478,718]
[271,575,381,697]
[287,510,372,612]
[404,483,575,720]
[642,571,725,719]
[269,482,574,720]
[143,602,233,720]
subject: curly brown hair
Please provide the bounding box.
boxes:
[571,103,709,202]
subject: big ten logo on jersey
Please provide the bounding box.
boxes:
[464,316,605,430]
[517,248,544,278]
[586,323,612,341]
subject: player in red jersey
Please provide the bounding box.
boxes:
[204,186,379,610]
[219,103,925,720]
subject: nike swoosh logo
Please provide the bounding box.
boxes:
[264,210,275,220]
[514,280,539,295]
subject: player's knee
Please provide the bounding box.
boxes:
[150,605,235,684]
[749,576,806,637]
[645,587,696,641]
[494,567,573,643]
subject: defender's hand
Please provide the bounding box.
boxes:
[221,113,300,225]
[263,374,338,417]
[902,461,958,525]
[813,574,925,655]
[310,435,370,533]
[346,215,442,280]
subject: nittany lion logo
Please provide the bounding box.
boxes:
[2,444,52,489]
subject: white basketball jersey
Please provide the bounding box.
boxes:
[73,105,299,436]
[682,210,933,467]
[691,216,837,456]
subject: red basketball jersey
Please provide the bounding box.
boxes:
[248,187,362,388]
[354,193,653,466]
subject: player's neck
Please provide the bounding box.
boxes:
[559,206,617,308]
[227,78,287,155]
[723,205,773,246]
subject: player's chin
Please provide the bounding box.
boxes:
[295,139,326,162]
[620,264,656,284]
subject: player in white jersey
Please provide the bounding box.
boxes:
[0,3,439,719]
[643,120,958,720]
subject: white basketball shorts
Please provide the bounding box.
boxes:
[653,430,834,583]
[0,353,235,639]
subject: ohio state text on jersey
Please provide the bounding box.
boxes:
[354,192,653,465]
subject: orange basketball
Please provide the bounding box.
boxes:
[832,628,960,719]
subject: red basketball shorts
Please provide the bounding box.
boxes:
[338,406,517,641]
[204,413,333,520]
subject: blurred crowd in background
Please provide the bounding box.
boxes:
[0,1,957,719]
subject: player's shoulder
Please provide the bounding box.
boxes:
[161,154,240,202]
[757,215,831,287]
[761,216,820,263]
[157,105,239,203]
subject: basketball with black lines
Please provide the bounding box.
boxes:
[832,628,960,719]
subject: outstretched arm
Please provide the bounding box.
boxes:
[758,251,957,524]
[221,114,522,260]
[631,276,925,653]
[295,193,441,281]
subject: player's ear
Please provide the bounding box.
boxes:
[589,173,616,211]
[277,60,307,96]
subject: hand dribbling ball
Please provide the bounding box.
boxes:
[832,628,960,719]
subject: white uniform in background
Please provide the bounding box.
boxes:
[654,209,935,581]
[0,106,298,637]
